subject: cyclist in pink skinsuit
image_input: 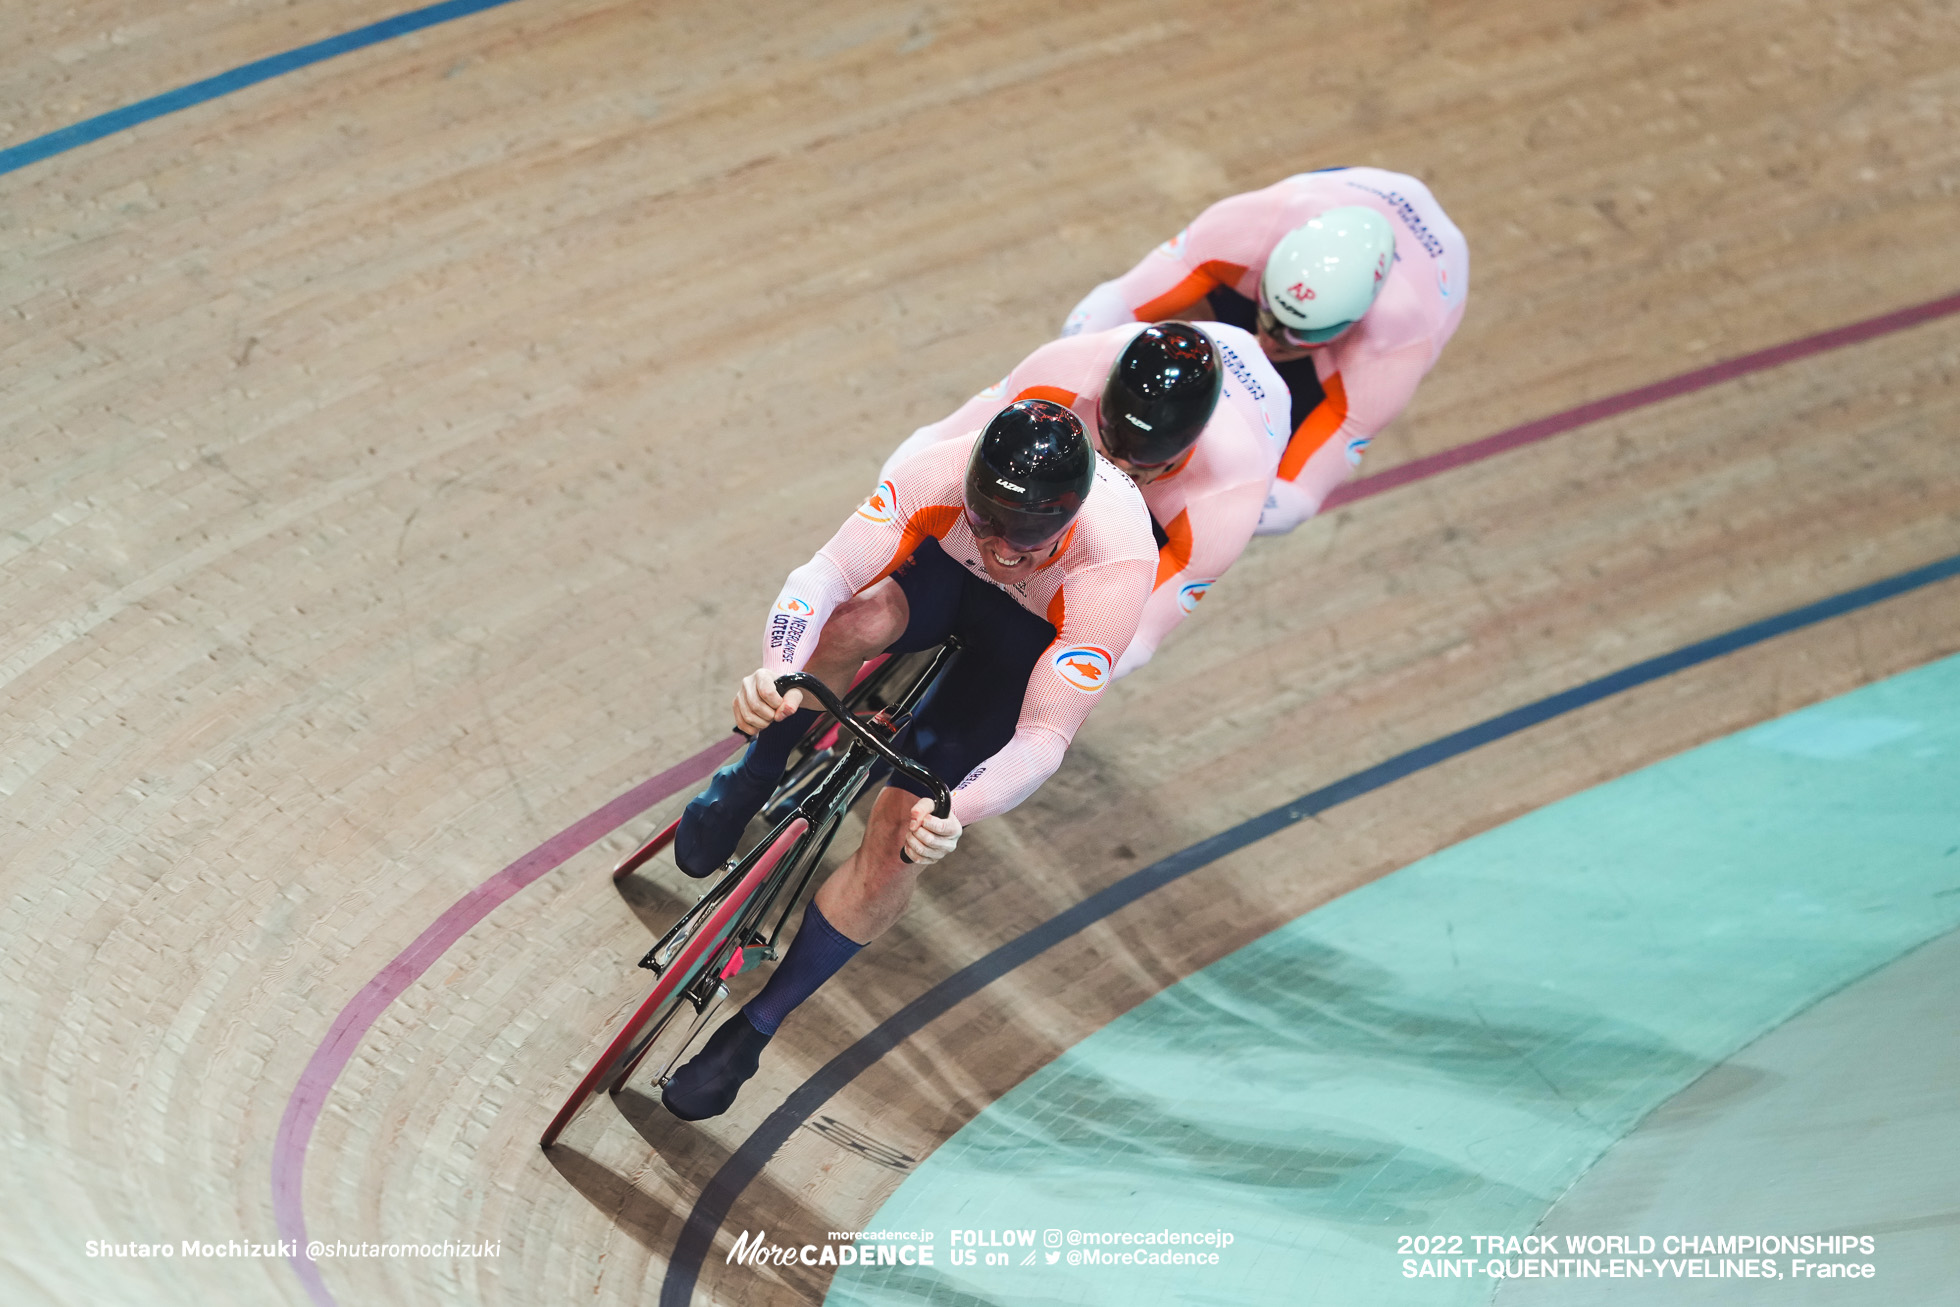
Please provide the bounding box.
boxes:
[763,432,1156,823]
[1064,167,1469,535]
[882,321,1290,676]
[661,402,1156,1122]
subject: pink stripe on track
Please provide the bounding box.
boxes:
[1321,291,1960,510]
[271,734,742,1306]
[270,287,1959,1306]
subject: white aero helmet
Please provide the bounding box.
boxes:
[1259,206,1396,346]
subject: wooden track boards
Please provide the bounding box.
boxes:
[2,0,1957,1303]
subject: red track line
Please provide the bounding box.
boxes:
[271,288,1960,1306]
[271,735,742,1306]
[1322,291,1960,510]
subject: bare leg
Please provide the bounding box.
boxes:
[814,786,927,943]
[801,578,909,701]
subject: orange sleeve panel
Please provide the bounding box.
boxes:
[865,504,963,589]
[1151,510,1193,589]
[1134,260,1247,321]
[1046,587,1066,630]
[1277,371,1348,483]
[1014,384,1080,408]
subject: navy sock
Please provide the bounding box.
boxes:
[743,900,864,1035]
[742,707,819,783]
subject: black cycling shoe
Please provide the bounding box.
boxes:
[662,1011,772,1121]
[674,758,776,878]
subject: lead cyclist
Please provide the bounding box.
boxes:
[659,400,1156,1121]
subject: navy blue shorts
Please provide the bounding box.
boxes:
[882,538,1056,800]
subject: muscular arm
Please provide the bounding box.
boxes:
[948,555,1153,823]
[1061,191,1273,336]
[1114,473,1268,678]
[766,446,965,673]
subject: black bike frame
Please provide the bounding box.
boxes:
[638,640,960,1004]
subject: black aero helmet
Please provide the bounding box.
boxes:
[963,399,1094,550]
[1097,322,1222,467]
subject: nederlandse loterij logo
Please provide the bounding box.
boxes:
[1052,645,1113,693]
[775,596,815,616]
[856,480,899,525]
[1177,580,1214,613]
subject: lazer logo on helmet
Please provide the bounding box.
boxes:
[856,480,899,525]
[1177,580,1214,613]
[994,478,1025,493]
[1052,645,1113,693]
[1124,414,1153,430]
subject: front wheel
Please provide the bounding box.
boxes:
[540,816,810,1149]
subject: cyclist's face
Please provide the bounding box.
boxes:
[1255,320,1317,362]
[1100,446,1187,485]
[971,531,1058,583]
[1255,302,1353,362]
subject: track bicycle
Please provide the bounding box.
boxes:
[539,642,957,1148]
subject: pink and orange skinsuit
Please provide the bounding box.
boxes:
[1064,167,1470,534]
[881,321,1289,677]
[766,436,1156,825]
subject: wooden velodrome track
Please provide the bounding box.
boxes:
[4,0,1957,1303]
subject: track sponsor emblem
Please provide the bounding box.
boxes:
[856,480,899,525]
[1052,645,1113,693]
[1178,580,1214,613]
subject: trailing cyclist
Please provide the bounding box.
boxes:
[880,320,1289,677]
[1062,167,1470,535]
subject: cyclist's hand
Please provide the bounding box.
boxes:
[733,667,804,736]
[902,797,961,865]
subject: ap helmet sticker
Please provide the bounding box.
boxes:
[856,479,899,525]
[1052,645,1114,693]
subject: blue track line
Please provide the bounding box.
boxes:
[656,547,1960,1306]
[0,0,525,177]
